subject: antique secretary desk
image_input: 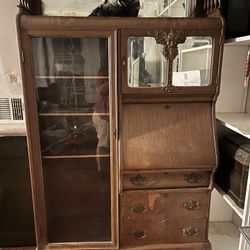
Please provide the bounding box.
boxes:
[17,1,224,249]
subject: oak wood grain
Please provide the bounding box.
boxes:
[122,103,216,170]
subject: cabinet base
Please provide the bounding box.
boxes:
[121,242,212,250]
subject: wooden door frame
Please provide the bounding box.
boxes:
[18,27,119,249]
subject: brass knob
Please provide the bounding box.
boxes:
[130,175,148,186]
[131,230,147,239]
[130,204,148,213]
[184,173,201,183]
[183,201,200,210]
[182,227,199,237]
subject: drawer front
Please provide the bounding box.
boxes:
[121,189,209,220]
[121,217,207,248]
[123,170,211,190]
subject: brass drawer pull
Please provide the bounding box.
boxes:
[130,175,148,186]
[131,230,147,239]
[184,173,201,183]
[182,227,199,237]
[183,201,200,210]
[130,204,148,213]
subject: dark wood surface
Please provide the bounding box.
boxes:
[0,137,36,248]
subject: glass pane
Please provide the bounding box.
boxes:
[32,37,111,242]
[32,38,109,114]
[173,36,212,86]
[43,158,111,243]
[128,37,168,87]
[39,116,103,156]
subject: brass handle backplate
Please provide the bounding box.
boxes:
[131,230,147,239]
[130,204,148,213]
[130,175,148,186]
[184,173,201,183]
[182,227,199,237]
[183,201,200,210]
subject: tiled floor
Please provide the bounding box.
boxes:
[209,222,240,250]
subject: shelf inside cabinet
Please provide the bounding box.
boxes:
[38,113,109,116]
[216,112,250,139]
[35,76,109,80]
[214,184,244,219]
[225,35,250,46]
[43,154,110,159]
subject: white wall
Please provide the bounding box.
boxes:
[0,0,23,95]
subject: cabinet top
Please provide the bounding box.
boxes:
[18,15,224,31]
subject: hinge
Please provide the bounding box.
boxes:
[21,51,25,63]
[113,128,117,138]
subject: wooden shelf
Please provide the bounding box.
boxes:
[216,112,250,139]
[214,184,244,219]
[225,35,250,46]
[39,112,109,116]
[43,154,110,159]
[35,76,109,80]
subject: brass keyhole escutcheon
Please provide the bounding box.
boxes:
[164,104,171,110]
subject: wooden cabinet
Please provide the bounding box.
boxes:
[17,14,224,250]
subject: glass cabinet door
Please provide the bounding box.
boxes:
[32,37,113,243]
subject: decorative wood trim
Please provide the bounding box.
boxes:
[149,30,187,61]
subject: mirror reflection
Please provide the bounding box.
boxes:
[128,36,168,87]
[173,36,212,86]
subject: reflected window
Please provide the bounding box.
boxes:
[128,36,168,88]
[173,36,212,86]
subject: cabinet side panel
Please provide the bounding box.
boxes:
[122,103,216,170]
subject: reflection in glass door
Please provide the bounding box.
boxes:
[32,37,111,243]
[127,36,168,88]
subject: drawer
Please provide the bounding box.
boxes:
[122,170,212,190]
[121,189,209,220]
[121,217,208,248]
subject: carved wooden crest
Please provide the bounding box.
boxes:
[148,29,198,92]
[152,30,186,61]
